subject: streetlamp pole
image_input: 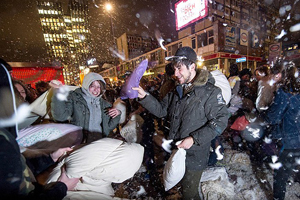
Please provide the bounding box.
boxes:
[105,2,115,48]
[110,14,115,47]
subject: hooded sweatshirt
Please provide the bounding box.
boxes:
[81,73,106,134]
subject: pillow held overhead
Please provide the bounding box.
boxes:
[120,59,148,99]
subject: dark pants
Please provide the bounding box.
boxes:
[181,169,203,200]
[273,149,300,200]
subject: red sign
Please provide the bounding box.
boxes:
[11,67,64,89]
[270,44,280,52]
[175,0,208,31]
[203,53,219,60]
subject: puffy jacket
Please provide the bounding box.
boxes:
[262,87,300,149]
[51,88,120,139]
[139,69,229,170]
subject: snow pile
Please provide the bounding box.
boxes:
[200,149,300,200]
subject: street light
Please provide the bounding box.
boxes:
[104,2,115,48]
[105,2,112,12]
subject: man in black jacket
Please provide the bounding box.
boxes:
[133,47,229,199]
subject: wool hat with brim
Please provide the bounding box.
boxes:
[165,46,197,63]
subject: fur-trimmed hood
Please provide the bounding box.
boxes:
[179,69,215,97]
[193,68,215,87]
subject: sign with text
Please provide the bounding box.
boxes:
[251,32,259,48]
[240,29,248,46]
[269,43,281,65]
[236,57,246,63]
[225,26,236,52]
[175,0,208,31]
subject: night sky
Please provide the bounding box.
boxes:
[0,0,177,63]
[1,0,299,64]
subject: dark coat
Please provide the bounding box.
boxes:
[0,63,67,199]
[262,87,300,149]
[51,88,120,140]
[139,69,229,171]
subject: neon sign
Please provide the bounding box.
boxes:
[175,0,208,31]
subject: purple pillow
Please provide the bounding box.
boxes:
[120,59,148,99]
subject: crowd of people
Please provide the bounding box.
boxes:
[0,46,300,200]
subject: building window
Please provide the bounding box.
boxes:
[231,10,240,19]
[208,30,214,44]
[212,2,224,12]
[232,0,239,7]
[178,42,182,48]
[192,37,196,49]
[197,32,207,47]
[225,8,230,16]
[167,46,171,57]
[242,12,249,21]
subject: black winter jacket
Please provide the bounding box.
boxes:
[139,69,229,170]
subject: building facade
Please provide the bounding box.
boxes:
[116,33,159,61]
[103,0,280,80]
[37,0,91,85]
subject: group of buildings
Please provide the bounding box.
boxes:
[10,0,300,87]
[102,0,299,80]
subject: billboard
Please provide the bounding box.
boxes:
[225,26,236,52]
[175,0,208,31]
[269,43,281,65]
[239,29,248,46]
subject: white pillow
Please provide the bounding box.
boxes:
[163,148,186,191]
[47,138,144,196]
[120,114,144,143]
[113,98,126,124]
[211,70,232,105]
